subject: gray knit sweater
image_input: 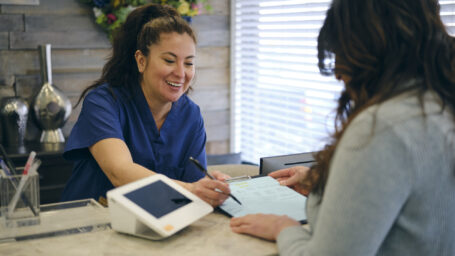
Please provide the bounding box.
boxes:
[277,91,455,256]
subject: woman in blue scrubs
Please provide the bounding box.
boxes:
[61,4,230,206]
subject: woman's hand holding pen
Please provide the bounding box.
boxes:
[187,157,242,206]
[188,177,230,207]
[269,166,311,196]
[210,170,231,182]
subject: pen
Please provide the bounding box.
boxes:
[23,151,37,174]
[8,169,31,216]
[189,156,242,205]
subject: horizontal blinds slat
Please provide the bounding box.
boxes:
[238,74,342,92]
[239,88,338,102]
[236,21,323,28]
[240,113,332,133]
[240,31,320,37]
[240,123,327,143]
[240,83,341,99]
[235,4,328,12]
[240,95,338,114]
[237,0,329,4]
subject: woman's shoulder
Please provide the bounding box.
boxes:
[176,94,202,114]
[354,90,447,129]
[85,83,120,98]
[84,83,131,105]
[348,90,454,151]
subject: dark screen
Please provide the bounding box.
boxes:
[124,180,192,218]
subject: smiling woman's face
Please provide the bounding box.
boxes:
[135,32,196,106]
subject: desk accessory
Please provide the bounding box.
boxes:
[0,145,38,220]
[33,44,72,143]
[107,174,213,240]
[1,171,40,228]
[0,151,41,228]
[7,157,41,217]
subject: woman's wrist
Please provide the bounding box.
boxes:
[175,180,194,193]
[274,218,301,240]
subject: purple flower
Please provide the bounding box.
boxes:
[107,13,117,24]
[93,0,110,8]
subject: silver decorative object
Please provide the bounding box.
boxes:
[33,44,72,143]
[0,96,28,148]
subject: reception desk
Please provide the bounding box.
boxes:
[0,206,277,256]
[0,165,278,255]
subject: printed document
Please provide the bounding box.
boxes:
[219,176,307,222]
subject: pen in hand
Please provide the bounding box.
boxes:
[189,157,242,205]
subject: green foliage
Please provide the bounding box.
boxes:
[82,0,211,41]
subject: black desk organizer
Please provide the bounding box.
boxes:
[4,143,73,204]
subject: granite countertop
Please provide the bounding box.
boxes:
[0,165,278,255]
[0,210,278,256]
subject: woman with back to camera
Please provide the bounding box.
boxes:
[230,0,455,255]
[61,4,230,206]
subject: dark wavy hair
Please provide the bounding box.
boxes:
[306,0,455,195]
[75,3,196,107]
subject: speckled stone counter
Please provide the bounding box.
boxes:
[0,209,277,256]
[0,165,276,255]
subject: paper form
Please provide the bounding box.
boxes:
[219,176,307,221]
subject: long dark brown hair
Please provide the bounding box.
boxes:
[75,3,196,107]
[306,0,455,196]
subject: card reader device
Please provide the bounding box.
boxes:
[107,174,213,240]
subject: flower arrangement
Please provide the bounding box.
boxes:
[81,0,211,40]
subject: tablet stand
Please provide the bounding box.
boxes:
[109,198,164,240]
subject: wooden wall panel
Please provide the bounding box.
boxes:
[1,0,88,14]
[0,14,23,31]
[189,89,229,111]
[10,31,110,49]
[197,46,229,68]
[0,0,38,5]
[25,14,100,32]
[0,32,8,49]
[195,68,229,88]
[206,140,230,155]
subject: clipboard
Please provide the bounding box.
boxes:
[260,152,315,175]
[225,174,258,183]
[218,175,307,224]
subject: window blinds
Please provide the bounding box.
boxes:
[231,0,455,164]
[440,1,455,35]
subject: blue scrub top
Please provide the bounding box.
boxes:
[61,83,206,201]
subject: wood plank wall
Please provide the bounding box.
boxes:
[0,0,231,154]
